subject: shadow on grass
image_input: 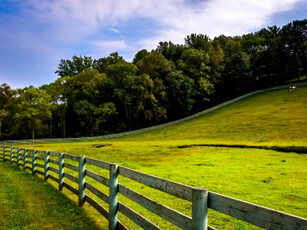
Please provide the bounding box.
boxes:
[176,144,307,154]
[0,161,104,230]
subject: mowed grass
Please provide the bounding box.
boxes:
[0,161,106,230]
[16,86,307,229]
[117,85,307,146]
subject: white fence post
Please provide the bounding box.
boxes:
[3,145,6,161]
[59,153,64,191]
[44,151,49,181]
[10,146,13,164]
[17,147,21,166]
[109,163,119,230]
[23,149,27,170]
[192,187,208,230]
[32,150,37,174]
[78,156,86,206]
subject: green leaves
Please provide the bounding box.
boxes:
[55,56,93,77]
[14,86,51,139]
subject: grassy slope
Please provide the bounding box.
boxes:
[0,161,107,230]
[117,86,307,146]
[17,86,307,229]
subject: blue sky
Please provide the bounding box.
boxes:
[0,0,306,89]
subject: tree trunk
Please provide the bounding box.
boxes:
[32,119,35,140]
[124,104,129,121]
[49,119,52,137]
[0,119,2,138]
[91,112,94,137]
[62,106,66,138]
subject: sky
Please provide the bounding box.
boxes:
[0,0,306,89]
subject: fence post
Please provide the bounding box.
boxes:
[32,150,37,175]
[109,163,119,230]
[23,149,27,170]
[192,187,208,230]
[10,147,13,164]
[59,153,64,191]
[3,145,6,161]
[17,147,21,166]
[44,151,49,181]
[78,156,86,206]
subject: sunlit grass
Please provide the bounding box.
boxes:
[14,86,307,229]
[0,161,105,229]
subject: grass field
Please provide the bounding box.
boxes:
[0,161,106,229]
[7,86,307,229]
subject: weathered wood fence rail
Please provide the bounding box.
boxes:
[0,145,306,229]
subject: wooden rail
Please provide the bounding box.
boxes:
[0,145,306,230]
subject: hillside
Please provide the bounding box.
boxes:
[116,85,307,146]
[16,85,307,229]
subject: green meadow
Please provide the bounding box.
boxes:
[9,86,307,229]
[0,161,104,229]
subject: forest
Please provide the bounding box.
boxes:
[0,19,306,140]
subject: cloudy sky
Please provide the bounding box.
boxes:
[0,0,306,88]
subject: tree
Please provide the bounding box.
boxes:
[14,86,51,139]
[208,44,225,84]
[137,51,171,79]
[106,62,139,121]
[185,34,211,51]
[177,48,211,83]
[93,52,125,73]
[177,48,214,110]
[165,70,195,118]
[254,26,289,84]
[74,100,117,136]
[131,74,167,126]
[281,20,307,77]
[55,55,93,77]
[156,41,185,62]
[0,83,15,138]
[133,49,148,64]
[222,51,252,95]
[68,68,116,136]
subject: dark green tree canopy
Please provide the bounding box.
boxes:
[55,56,93,77]
[137,51,171,79]
[133,49,149,64]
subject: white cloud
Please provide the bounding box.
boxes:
[138,0,300,50]
[108,28,120,33]
[93,40,127,50]
[25,0,300,51]
[89,40,128,58]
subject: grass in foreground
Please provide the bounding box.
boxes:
[0,161,106,230]
[15,86,307,229]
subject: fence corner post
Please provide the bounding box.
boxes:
[10,146,13,164]
[109,163,118,230]
[78,156,86,206]
[192,187,208,230]
[23,149,27,170]
[59,153,64,191]
[32,150,37,175]
[44,151,49,181]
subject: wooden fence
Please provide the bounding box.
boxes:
[0,145,306,229]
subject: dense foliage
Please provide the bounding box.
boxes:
[1,19,306,139]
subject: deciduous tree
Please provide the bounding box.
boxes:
[14,86,51,139]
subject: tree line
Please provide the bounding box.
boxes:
[0,19,306,139]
